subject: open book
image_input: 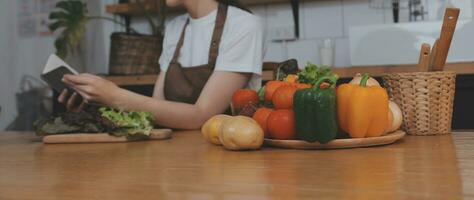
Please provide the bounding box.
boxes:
[41,54,79,93]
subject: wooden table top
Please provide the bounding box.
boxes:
[1,131,473,200]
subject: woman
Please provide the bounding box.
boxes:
[59,0,264,129]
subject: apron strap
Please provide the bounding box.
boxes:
[170,19,190,64]
[170,3,228,66]
[208,3,228,67]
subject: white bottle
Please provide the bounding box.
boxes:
[319,38,335,67]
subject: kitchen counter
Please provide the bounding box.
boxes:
[1,131,473,199]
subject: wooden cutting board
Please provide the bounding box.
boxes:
[43,129,172,144]
[264,130,405,150]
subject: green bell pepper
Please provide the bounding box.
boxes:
[293,75,339,143]
[258,86,266,102]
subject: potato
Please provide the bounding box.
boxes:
[201,115,232,145]
[219,116,264,151]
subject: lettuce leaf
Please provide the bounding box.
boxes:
[99,107,154,137]
[297,62,335,86]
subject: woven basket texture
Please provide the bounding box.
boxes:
[383,71,456,136]
[109,33,161,75]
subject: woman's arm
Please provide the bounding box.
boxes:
[63,71,250,129]
[152,72,166,100]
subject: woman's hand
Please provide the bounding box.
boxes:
[58,89,86,112]
[60,73,123,108]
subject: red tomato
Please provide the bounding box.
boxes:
[252,107,274,138]
[232,89,259,110]
[272,85,298,109]
[267,109,296,140]
[264,81,286,102]
[319,82,330,89]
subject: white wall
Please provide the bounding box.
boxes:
[84,0,117,74]
[123,0,383,68]
[101,0,474,69]
[0,0,107,129]
[0,1,16,130]
[0,0,57,130]
[256,0,473,68]
[350,19,474,66]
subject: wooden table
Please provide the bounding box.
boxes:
[1,131,473,199]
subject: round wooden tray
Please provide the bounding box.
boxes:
[264,130,406,150]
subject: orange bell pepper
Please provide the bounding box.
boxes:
[337,74,389,138]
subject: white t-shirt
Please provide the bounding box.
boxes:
[159,6,265,90]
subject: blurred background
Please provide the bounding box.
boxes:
[1,0,473,131]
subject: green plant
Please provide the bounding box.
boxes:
[49,0,166,59]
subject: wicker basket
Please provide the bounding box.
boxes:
[383,71,456,136]
[109,33,161,75]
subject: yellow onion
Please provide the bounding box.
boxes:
[349,73,381,86]
[386,101,403,133]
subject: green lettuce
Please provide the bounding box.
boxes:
[99,107,154,137]
[297,62,336,86]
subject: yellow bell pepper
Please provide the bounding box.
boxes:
[337,74,389,138]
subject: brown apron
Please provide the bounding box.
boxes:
[164,3,228,104]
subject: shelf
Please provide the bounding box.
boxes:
[105,70,274,86]
[332,62,474,78]
[107,0,315,15]
[106,74,158,86]
[105,70,272,86]
[105,61,474,86]
[106,2,181,15]
[263,61,474,80]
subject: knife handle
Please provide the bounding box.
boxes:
[418,43,431,72]
[429,39,439,71]
[432,7,460,71]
